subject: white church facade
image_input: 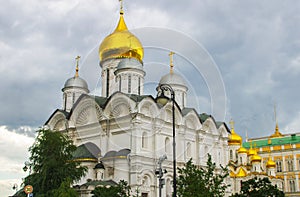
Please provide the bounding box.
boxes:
[44,4,282,197]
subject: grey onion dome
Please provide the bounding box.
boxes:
[94,162,105,169]
[117,58,143,70]
[64,76,89,90]
[159,72,187,87]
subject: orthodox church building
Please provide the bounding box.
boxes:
[44,4,283,197]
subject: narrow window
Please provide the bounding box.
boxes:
[63,93,67,110]
[128,75,131,94]
[138,77,141,95]
[72,92,75,104]
[119,75,122,91]
[165,137,171,154]
[106,69,110,97]
[142,132,147,148]
[187,142,191,158]
[230,150,233,160]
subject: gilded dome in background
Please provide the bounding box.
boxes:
[99,12,144,63]
[228,119,242,145]
[251,153,262,163]
[237,146,248,154]
[266,157,276,168]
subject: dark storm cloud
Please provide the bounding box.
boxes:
[0,0,300,138]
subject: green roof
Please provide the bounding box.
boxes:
[243,135,300,148]
[198,113,210,123]
[73,142,101,160]
[81,180,117,187]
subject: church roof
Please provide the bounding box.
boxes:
[243,134,300,148]
[73,142,101,162]
[44,109,69,125]
[101,148,131,161]
[74,179,117,188]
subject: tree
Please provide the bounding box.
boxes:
[92,180,131,197]
[177,154,229,197]
[52,179,79,197]
[22,129,86,196]
[231,177,284,197]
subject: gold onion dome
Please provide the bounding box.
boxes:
[237,146,248,154]
[248,148,256,156]
[251,153,262,163]
[228,120,242,145]
[99,11,144,63]
[266,157,276,168]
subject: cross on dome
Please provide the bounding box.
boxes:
[169,51,175,74]
[75,55,81,77]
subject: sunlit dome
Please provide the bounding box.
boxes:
[251,154,262,163]
[266,157,276,168]
[228,120,242,145]
[237,146,248,154]
[99,12,143,63]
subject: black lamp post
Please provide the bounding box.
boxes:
[156,83,176,197]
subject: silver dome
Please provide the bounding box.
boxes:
[64,76,89,90]
[159,72,187,87]
[117,58,143,70]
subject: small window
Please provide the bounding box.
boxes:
[187,142,191,158]
[230,150,233,160]
[128,75,131,94]
[142,132,147,148]
[165,137,171,154]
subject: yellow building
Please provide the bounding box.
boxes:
[228,120,283,194]
[243,123,300,196]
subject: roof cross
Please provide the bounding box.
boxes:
[75,55,81,77]
[169,51,175,73]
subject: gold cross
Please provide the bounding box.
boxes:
[229,119,235,130]
[75,55,81,77]
[119,0,124,14]
[169,51,175,73]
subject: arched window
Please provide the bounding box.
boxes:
[142,132,147,149]
[138,77,141,95]
[290,160,294,171]
[128,75,131,93]
[230,150,233,160]
[165,137,171,154]
[290,180,295,192]
[119,76,122,91]
[166,178,171,197]
[276,161,282,172]
[72,92,76,104]
[186,142,191,158]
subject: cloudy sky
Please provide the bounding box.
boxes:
[1,0,300,195]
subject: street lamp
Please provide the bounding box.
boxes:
[156,83,177,197]
[155,154,167,197]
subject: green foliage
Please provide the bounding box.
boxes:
[22,129,86,196]
[51,178,78,197]
[92,180,131,197]
[231,177,284,197]
[177,154,229,197]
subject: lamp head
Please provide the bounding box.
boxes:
[156,90,170,106]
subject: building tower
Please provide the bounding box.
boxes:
[158,52,188,109]
[228,119,242,162]
[62,56,89,112]
[99,3,144,97]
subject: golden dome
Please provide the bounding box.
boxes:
[251,153,262,163]
[99,12,144,63]
[248,148,256,156]
[237,146,248,154]
[266,157,276,168]
[228,119,242,145]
